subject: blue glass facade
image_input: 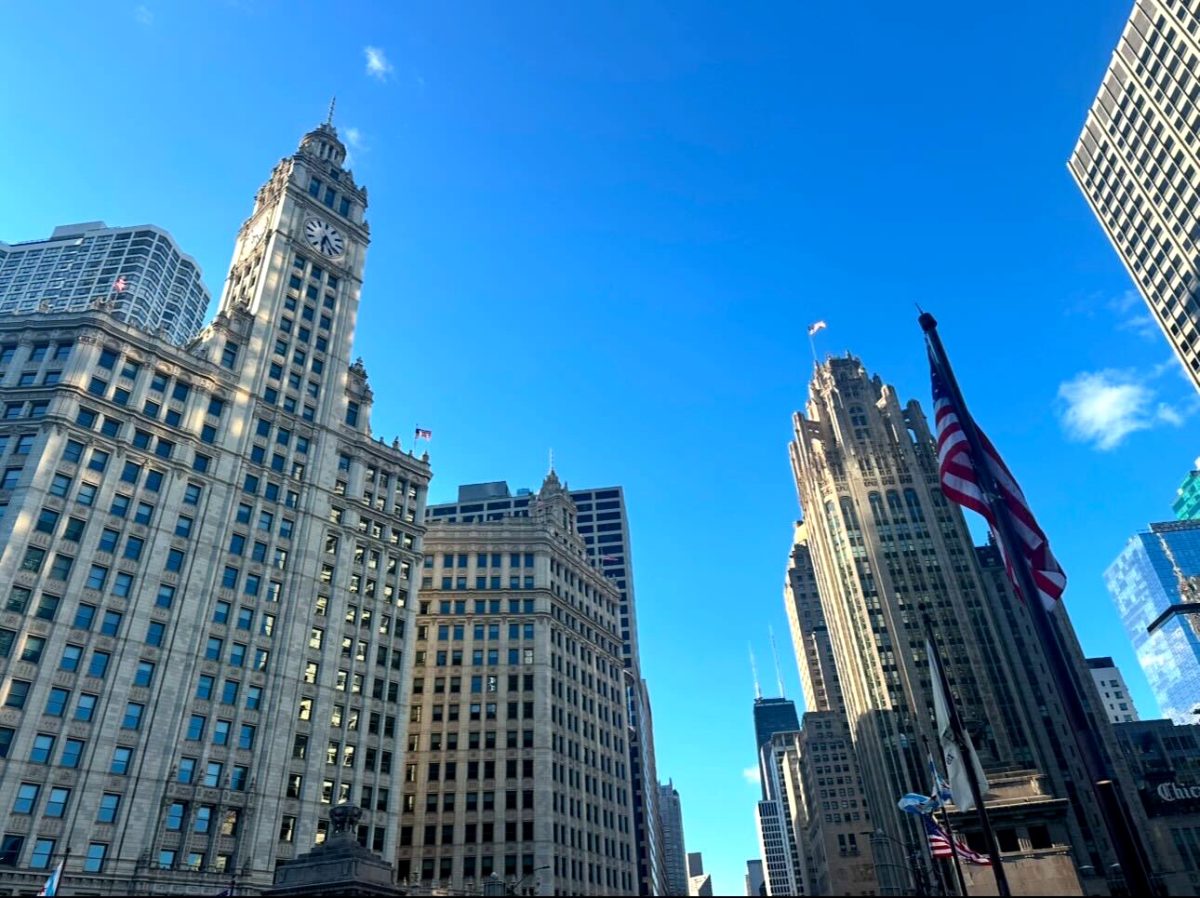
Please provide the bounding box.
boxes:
[1104,521,1200,723]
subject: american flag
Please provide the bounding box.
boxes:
[922,815,991,865]
[112,276,128,294]
[929,351,1066,610]
[414,427,432,441]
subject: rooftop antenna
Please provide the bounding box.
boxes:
[548,448,554,474]
[326,96,337,127]
[769,625,786,697]
[749,645,762,700]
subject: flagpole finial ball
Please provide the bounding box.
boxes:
[918,312,938,332]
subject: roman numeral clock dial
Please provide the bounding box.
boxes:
[304,217,345,259]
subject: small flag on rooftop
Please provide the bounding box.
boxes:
[414,427,432,441]
[807,320,827,336]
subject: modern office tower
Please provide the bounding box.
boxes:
[0,119,432,895]
[399,471,638,895]
[1111,719,1200,896]
[0,222,210,346]
[658,780,687,895]
[744,859,765,897]
[1104,519,1200,722]
[685,854,712,897]
[790,355,1148,896]
[425,481,664,895]
[783,525,877,897]
[752,697,799,798]
[1087,657,1141,723]
[1069,1,1200,391]
[1174,458,1200,519]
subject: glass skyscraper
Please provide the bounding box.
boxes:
[1105,520,1200,723]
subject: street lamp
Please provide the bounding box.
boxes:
[509,864,551,896]
[867,829,933,897]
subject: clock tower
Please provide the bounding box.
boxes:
[204,115,372,429]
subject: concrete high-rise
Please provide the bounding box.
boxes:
[1111,718,1200,895]
[1086,657,1141,723]
[783,524,877,897]
[0,222,210,346]
[1069,0,1200,391]
[402,472,637,895]
[790,355,1152,896]
[1104,519,1200,723]
[658,780,687,896]
[0,119,432,894]
[424,480,666,894]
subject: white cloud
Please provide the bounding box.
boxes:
[1057,369,1185,450]
[1117,313,1162,341]
[134,4,153,25]
[364,46,393,81]
[1106,288,1141,315]
[742,766,760,787]
[344,127,363,148]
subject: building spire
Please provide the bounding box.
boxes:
[749,645,762,700]
[326,96,337,127]
[769,625,786,697]
[548,447,554,475]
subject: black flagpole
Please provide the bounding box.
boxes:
[923,734,967,897]
[919,312,1156,897]
[923,616,1010,895]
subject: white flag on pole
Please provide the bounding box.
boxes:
[928,638,988,811]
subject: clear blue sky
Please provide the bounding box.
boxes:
[3,1,1196,894]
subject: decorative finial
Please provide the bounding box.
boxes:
[548,448,554,474]
[326,96,336,127]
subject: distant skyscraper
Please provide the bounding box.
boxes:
[0,222,210,345]
[745,859,766,897]
[425,480,665,894]
[686,854,713,898]
[791,355,1149,895]
[1104,520,1200,722]
[1174,458,1200,519]
[1069,1,1200,391]
[1087,656,1141,723]
[402,471,636,894]
[783,523,877,896]
[658,781,687,896]
[752,697,798,798]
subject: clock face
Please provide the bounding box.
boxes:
[304,217,345,258]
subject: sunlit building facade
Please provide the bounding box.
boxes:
[0,120,431,893]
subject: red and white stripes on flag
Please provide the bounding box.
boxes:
[922,815,991,865]
[929,352,1066,610]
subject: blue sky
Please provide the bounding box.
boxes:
[3,1,1198,893]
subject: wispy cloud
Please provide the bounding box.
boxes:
[134,4,153,25]
[1117,313,1160,341]
[742,766,760,787]
[1057,368,1187,450]
[342,127,364,168]
[364,46,393,82]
